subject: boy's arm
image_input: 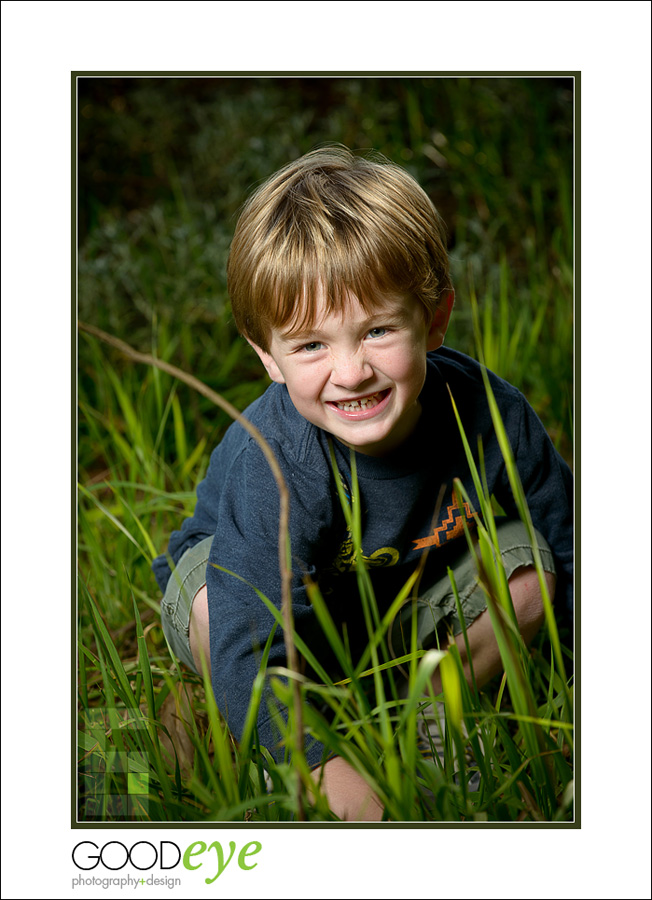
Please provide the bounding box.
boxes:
[152,439,231,593]
[505,392,574,617]
[191,577,384,820]
[205,436,336,769]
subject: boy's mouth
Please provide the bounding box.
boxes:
[328,389,390,412]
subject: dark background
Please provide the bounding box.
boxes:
[78,76,574,467]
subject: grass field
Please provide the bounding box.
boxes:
[77,76,574,822]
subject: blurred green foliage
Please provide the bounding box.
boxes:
[79,76,574,474]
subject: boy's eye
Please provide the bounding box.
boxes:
[368,327,387,338]
[302,341,323,352]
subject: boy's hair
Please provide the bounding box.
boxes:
[227,145,452,352]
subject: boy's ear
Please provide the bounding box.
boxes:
[247,340,286,384]
[426,290,455,352]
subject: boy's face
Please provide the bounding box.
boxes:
[251,288,453,456]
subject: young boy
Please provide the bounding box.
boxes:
[152,146,572,821]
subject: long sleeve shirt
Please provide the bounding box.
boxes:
[153,347,573,766]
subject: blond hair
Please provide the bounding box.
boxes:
[227,146,452,352]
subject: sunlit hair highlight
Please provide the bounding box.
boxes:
[227,146,452,353]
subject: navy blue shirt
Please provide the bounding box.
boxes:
[153,348,573,766]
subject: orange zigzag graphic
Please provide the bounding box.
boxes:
[412,500,477,550]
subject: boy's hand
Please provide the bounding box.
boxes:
[313,756,384,822]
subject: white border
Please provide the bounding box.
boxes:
[2,2,651,898]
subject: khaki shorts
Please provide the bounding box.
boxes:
[160,536,214,672]
[160,520,556,672]
[389,519,556,657]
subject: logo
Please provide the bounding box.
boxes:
[71,840,263,887]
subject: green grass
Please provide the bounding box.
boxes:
[77,356,573,822]
[77,77,574,822]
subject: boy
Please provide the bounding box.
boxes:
[152,146,572,821]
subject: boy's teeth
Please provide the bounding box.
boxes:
[336,391,382,411]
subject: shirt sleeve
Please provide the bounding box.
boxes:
[502,391,574,619]
[151,438,229,594]
[205,435,337,768]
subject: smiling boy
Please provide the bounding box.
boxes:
[153,147,572,821]
[255,290,447,458]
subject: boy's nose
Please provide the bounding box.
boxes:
[329,353,373,390]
